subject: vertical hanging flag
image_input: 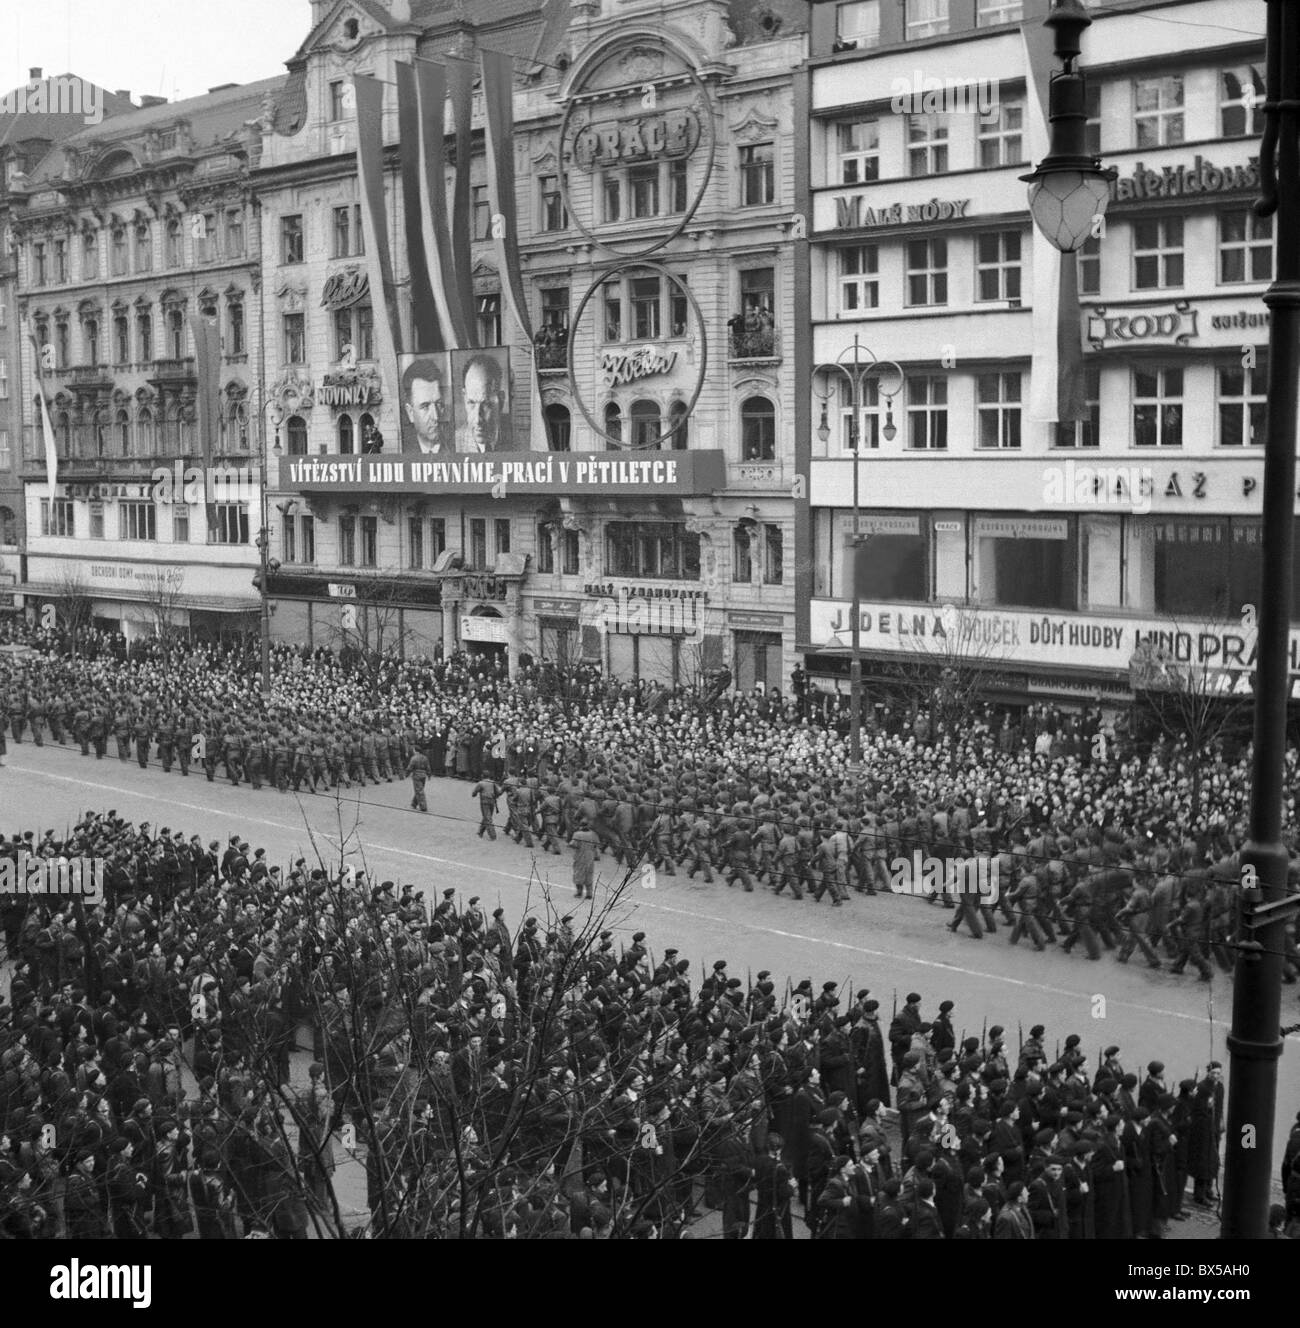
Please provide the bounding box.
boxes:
[187,312,222,532]
[444,57,479,349]
[1022,18,1087,424]
[353,74,405,395]
[25,321,59,500]
[414,59,472,349]
[395,62,441,352]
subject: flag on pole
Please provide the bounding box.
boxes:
[444,57,479,349]
[187,312,221,533]
[353,75,405,391]
[26,321,59,500]
[395,61,442,352]
[1022,18,1087,424]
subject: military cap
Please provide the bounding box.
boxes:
[906,992,922,1005]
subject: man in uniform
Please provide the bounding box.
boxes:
[407,746,430,813]
[1115,875,1162,969]
[133,712,152,770]
[570,818,600,901]
[175,712,193,777]
[156,715,175,775]
[114,709,133,762]
[472,774,500,840]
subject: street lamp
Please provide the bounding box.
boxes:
[1218,0,1300,1240]
[1020,0,1117,253]
[813,337,904,771]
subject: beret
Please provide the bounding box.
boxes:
[1029,1024,1045,1038]
[1104,1045,1120,1057]
[906,992,922,1004]
[939,1000,954,1013]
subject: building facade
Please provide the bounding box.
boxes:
[9,77,282,641]
[798,0,1281,705]
[257,0,807,687]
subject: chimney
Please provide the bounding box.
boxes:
[29,66,42,81]
[139,95,167,108]
[115,89,132,103]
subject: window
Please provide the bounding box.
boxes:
[129,223,150,274]
[629,164,660,219]
[137,311,152,362]
[84,317,100,367]
[1133,217,1183,290]
[329,80,348,123]
[670,277,689,337]
[739,144,775,207]
[1218,211,1273,283]
[33,242,46,286]
[1134,76,1184,148]
[0,433,8,472]
[113,315,129,364]
[89,503,104,539]
[906,238,947,306]
[286,416,308,455]
[407,517,423,569]
[604,402,623,447]
[838,375,882,451]
[333,206,352,258]
[283,517,297,564]
[631,277,661,340]
[741,397,776,461]
[82,231,98,278]
[764,524,783,585]
[1077,234,1101,295]
[733,525,753,583]
[1133,368,1183,447]
[338,415,355,454]
[477,294,501,347]
[562,528,580,575]
[473,185,491,241]
[669,159,688,214]
[173,507,189,544]
[539,174,566,231]
[54,239,67,283]
[225,209,245,257]
[301,515,315,564]
[976,372,1022,449]
[281,214,304,264]
[536,523,555,574]
[1141,517,1270,618]
[334,306,353,361]
[1218,352,1268,447]
[41,498,76,537]
[905,0,949,40]
[978,100,1024,167]
[541,287,569,337]
[668,400,688,450]
[977,520,1075,611]
[907,113,948,176]
[120,501,157,541]
[545,403,571,452]
[602,174,622,224]
[168,307,185,359]
[137,407,154,453]
[55,320,70,368]
[360,515,378,568]
[111,226,128,276]
[1053,366,1101,447]
[630,400,661,449]
[470,518,487,569]
[976,0,1022,24]
[283,313,306,364]
[228,299,245,355]
[494,518,511,557]
[196,214,218,262]
[907,376,948,450]
[603,285,623,342]
[1221,65,1265,137]
[165,219,182,268]
[976,231,1022,301]
[339,514,357,565]
[605,522,702,580]
[740,267,775,320]
[1085,81,1101,156]
[0,358,7,398]
[355,304,374,360]
[837,120,879,185]
[836,0,880,48]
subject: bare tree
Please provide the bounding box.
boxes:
[141,568,187,647]
[55,567,93,659]
[889,602,1009,736]
[322,572,416,686]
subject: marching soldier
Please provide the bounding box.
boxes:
[133,712,152,770]
[174,712,193,776]
[114,709,133,762]
[472,775,500,840]
[407,746,430,812]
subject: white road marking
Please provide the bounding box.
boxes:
[17,760,1225,1028]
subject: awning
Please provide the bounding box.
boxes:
[15,581,261,614]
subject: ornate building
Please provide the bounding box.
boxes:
[10,76,282,640]
[257,0,807,687]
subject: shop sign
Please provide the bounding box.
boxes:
[727,611,784,629]
[973,517,1068,540]
[319,365,382,408]
[320,266,370,310]
[1086,300,1198,349]
[571,109,701,170]
[327,582,356,599]
[834,196,971,229]
[1111,155,1259,202]
[532,598,576,616]
[601,345,678,386]
[461,616,508,644]
[584,583,707,602]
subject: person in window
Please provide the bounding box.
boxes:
[361,422,385,455]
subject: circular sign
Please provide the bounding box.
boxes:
[566,259,708,451]
[557,35,718,261]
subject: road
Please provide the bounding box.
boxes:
[3,736,1299,1186]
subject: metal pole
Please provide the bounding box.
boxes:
[259,448,272,700]
[849,337,862,768]
[1223,0,1300,1240]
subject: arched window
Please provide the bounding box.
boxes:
[741,396,776,461]
[0,506,15,546]
[338,414,355,454]
[287,415,308,456]
[168,307,185,359]
[630,399,661,450]
[668,399,689,451]
[231,400,249,452]
[55,410,72,454]
[165,402,183,455]
[545,403,571,452]
[116,409,131,455]
[603,402,622,450]
[165,218,182,267]
[136,406,154,454]
[94,409,108,457]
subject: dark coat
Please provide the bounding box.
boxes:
[1091,1134,1132,1238]
[851,1016,891,1110]
[1187,1080,1224,1182]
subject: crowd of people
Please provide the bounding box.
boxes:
[4,808,1297,1240]
[0,621,1297,989]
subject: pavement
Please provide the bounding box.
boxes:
[1,735,1296,1235]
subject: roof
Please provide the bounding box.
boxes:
[0,75,135,153]
[25,76,287,184]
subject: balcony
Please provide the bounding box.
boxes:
[728,324,781,363]
[70,365,115,390]
[149,356,197,383]
[730,458,785,489]
[534,333,569,371]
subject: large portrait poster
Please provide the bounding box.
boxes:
[450,346,514,453]
[398,351,451,455]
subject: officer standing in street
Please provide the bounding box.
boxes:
[472,774,500,840]
[407,746,430,813]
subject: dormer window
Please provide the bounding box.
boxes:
[343,18,359,39]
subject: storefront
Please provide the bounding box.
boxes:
[729,610,786,691]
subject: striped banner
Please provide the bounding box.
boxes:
[25,322,59,499]
[353,74,405,392]
[413,59,471,349]
[395,62,442,352]
[444,57,479,349]
[187,313,222,531]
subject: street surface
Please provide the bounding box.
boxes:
[3,737,1297,1206]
